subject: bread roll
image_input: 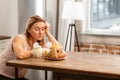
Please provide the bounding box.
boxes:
[45,43,66,59]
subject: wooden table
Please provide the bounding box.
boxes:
[6,52,120,80]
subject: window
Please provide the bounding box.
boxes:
[83,0,120,35]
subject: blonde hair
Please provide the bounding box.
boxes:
[25,15,45,46]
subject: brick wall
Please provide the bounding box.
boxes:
[75,42,120,55]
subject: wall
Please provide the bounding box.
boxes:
[75,18,120,46]
[74,0,120,54]
[75,42,120,55]
[0,0,18,36]
[75,14,120,55]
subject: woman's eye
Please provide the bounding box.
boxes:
[42,28,45,31]
[42,29,45,31]
[35,28,39,31]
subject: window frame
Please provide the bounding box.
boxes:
[82,0,120,36]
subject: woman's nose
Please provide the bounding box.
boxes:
[39,30,42,34]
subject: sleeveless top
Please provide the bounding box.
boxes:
[0,34,30,79]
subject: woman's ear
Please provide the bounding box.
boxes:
[27,28,31,33]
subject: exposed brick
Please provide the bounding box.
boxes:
[89,49,99,53]
[117,47,120,50]
[74,47,78,52]
[115,51,120,55]
[75,42,120,55]
[80,48,89,52]
[109,50,115,55]
[80,43,90,48]
[101,49,109,54]
[92,44,104,49]
[105,45,118,50]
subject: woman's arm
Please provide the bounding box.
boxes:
[12,35,33,59]
[45,22,59,44]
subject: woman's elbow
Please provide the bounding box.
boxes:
[17,54,29,59]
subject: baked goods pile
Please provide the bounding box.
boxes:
[33,42,66,59]
[42,43,66,59]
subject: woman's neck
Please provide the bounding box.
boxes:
[27,37,36,49]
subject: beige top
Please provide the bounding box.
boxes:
[0,34,30,79]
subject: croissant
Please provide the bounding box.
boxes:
[45,43,66,59]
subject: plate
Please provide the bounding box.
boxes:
[42,56,67,61]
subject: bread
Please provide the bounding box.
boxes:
[44,43,66,59]
[42,48,50,57]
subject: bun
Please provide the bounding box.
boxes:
[44,43,66,59]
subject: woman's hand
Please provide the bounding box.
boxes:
[45,21,59,44]
[45,22,50,34]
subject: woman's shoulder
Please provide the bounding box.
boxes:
[13,34,25,39]
[15,34,25,37]
[12,34,26,42]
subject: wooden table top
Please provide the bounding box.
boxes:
[6,52,120,79]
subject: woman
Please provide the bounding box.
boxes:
[0,15,59,80]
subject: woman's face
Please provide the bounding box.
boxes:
[28,22,46,41]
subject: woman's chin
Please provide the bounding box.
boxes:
[38,38,43,41]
